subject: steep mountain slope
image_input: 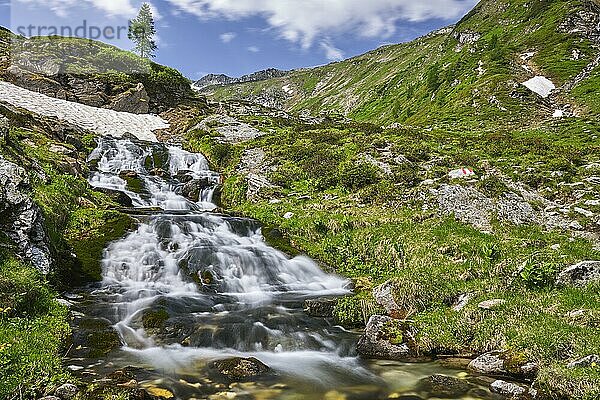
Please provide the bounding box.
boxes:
[205,0,600,128]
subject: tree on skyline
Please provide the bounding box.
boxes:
[128,3,157,59]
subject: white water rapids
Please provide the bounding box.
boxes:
[69,138,485,399]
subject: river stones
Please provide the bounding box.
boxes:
[208,357,271,381]
[356,315,415,361]
[415,374,475,398]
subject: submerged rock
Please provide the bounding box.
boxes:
[209,357,270,381]
[416,374,475,399]
[556,261,600,287]
[356,315,413,361]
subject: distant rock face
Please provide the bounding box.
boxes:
[0,157,52,274]
[556,261,600,287]
[193,68,288,90]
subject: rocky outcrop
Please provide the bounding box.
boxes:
[192,114,265,144]
[556,261,600,287]
[356,315,415,361]
[434,184,494,230]
[208,357,270,381]
[109,83,150,114]
[0,81,167,142]
[0,157,52,274]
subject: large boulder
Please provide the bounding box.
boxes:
[356,315,414,361]
[54,383,79,399]
[0,157,52,274]
[556,261,600,287]
[110,83,150,114]
[208,357,270,381]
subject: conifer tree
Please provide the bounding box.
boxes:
[128,3,157,59]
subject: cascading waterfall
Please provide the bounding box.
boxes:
[70,137,486,400]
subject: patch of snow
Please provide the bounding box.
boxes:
[522,76,555,98]
[282,84,294,95]
[0,81,166,142]
[553,109,564,118]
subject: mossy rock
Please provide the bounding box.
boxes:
[66,210,134,283]
[142,308,170,329]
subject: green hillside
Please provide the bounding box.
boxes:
[207,0,600,128]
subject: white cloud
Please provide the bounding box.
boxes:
[247,46,260,53]
[320,39,344,61]
[220,32,236,43]
[15,0,137,18]
[166,0,477,48]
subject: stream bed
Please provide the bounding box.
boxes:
[63,138,500,400]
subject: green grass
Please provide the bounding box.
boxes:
[187,109,600,398]
[0,252,71,399]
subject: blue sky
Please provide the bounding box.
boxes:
[1,0,478,80]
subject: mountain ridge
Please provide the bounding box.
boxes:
[203,0,600,129]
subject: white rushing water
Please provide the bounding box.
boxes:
[85,138,361,388]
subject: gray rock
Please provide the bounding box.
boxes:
[304,298,337,317]
[0,157,52,274]
[110,83,150,114]
[478,299,507,310]
[356,315,412,361]
[451,293,474,311]
[497,192,540,225]
[373,280,402,317]
[435,185,493,230]
[180,177,211,202]
[38,397,61,400]
[490,380,527,397]
[567,354,600,368]
[55,383,79,399]
[0,115,8,140]
[416,374,475,398]
[209,357,270,381]
[556,261,600,287]
[469,351,538,379]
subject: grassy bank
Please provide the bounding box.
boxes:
[186,114,600,399]
[0,125,135,398]
[0,248,71,398]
